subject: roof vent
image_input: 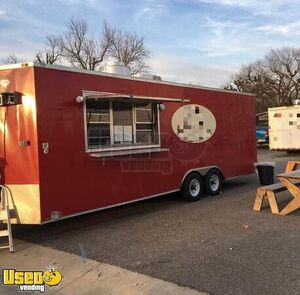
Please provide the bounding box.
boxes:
[133,73,162,81]
[102,61,131,76]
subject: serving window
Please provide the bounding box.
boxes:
[85,99,159,151]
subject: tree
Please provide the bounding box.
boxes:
[35,35,63,64]
[1,53,19,64]
[108,30,150,74]
[34,18,150,74]
[58,19,115,70]
[225,47,300,112]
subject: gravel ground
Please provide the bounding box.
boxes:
[9,147,300,295]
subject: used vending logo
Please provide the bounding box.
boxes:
[2,267,62,293]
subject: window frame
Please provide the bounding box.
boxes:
[85,100,111,148]
[83,99,161,153]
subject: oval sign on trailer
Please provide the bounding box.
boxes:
[171,104,216,143]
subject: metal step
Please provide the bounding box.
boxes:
[0,245,9,249]
[0,230,8,237]
[0,210,7,220]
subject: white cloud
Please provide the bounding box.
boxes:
[0,39,44,61]
[179,13,300,66]
[197,0,299,15]
[133,1,167,22]
[203,18,251,56]
[149,54,236,87]
[1,0,300,86]
[182,17,265,62]
[255,21,300,36]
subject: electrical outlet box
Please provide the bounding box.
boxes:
[0,92,21,106]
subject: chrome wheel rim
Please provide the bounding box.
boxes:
[189,179,200,197]
[209,175,220,192]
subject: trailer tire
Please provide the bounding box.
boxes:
[204,169,222,196]
[181,172,203,201]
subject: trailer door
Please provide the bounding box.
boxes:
[291,110,300,149]
[269,109,292,149]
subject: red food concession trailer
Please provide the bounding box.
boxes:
[0,62,256,224]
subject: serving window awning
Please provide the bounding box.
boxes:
[82,90,189,103]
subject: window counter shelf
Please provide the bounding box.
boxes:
[89,147,169,158]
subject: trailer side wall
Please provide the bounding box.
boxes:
[34,67,256,222]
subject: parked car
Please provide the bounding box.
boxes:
[256,121,269,144]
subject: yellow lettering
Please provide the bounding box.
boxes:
[24,272,33,284]
[14,272,24,285]
[2,270,45,286]
[34,272,44,285]
[2,269,15,285]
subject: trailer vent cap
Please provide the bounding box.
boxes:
[102,61,131,76]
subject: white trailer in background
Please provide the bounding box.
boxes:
[269,105,300,151]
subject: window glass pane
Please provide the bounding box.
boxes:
[86,100,110,123]
[113,102,133,144]
[88,124,110,137]
[136,102,152,109]
[136,103,153,123]
[136,131,155,144]
[135,103,158,145]
[87,123,110,149]
[113,102,132,125]
[136,123,153,130]
[136,128,158,144]
[136,110,153,123]
[86,99,111,149]
[88,137,111,148]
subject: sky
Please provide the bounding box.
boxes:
[0,0,300,87]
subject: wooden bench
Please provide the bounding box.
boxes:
[253,161,300,214]
[253,182,300,214]
[285,161,300,173]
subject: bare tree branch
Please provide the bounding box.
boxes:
[59,19,115,70]
[60,18,89,68]
[224,47,300,112]
[1,53,19,64]
[35,35,63,64]
[33,18,151,74]
[108,28,150,74]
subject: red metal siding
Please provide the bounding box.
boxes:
[33,67,256,222]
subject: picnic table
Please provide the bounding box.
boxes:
[253,161,300,215]
[277,169,300,215]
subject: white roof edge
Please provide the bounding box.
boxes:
[0,62,35,70]
[268,105,300,111]
[0,62,255,97]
